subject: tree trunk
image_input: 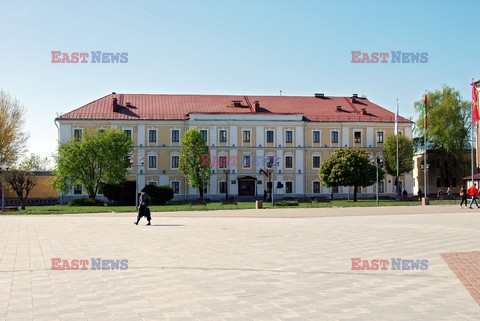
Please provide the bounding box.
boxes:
[198,187,204,200]
[353,186,358,202]
[20,198,26,210]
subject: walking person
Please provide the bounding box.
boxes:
[447,187,453,200]
[468,183,480,209]
[134,188,152,225]
[460,185,468,208]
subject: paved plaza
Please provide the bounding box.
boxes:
[1,205,480,320]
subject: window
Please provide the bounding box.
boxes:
[313,131,320,143]
[242,155,251,168]
[436,176,441,188]
[171,130,180,142]
[313,182,320,193]
[73,184,82,195]
[331,131,339,143]
[266,156,274,168]
[313,156,320,169]
[73,129,82,141]
[332,186,339,193]
[354,131,362,143]
[243,131,250,143]
[377,131,384,143]
[200,130,208,143]
[452,177,457,188]
[219,130,227,142]
[356,186,362,193]
[285,156,293,169]
[266,130,274,143]
[285,131,293,143]
[219,156,227,168]
[219,182,227,194]
[148,155,157,168]
[286,182,293,194]
[171,156,179,169]
[148,129,157,143]
[123,129,132,139]
[171,182,180,194]
[378,181,385,193]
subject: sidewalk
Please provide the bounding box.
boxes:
[1,205,479,320]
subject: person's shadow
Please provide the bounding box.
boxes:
[148,224,184,227]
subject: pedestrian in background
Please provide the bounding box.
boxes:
[134,188,152,225]
[460,185,468,208]
[468,183,480,209]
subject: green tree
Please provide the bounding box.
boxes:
[0,90,29,164]
[414,85,471,187]
[19,153,51,171]
[319,147,383,202]
[52,127,133,199]
[382,134,414,194]
[179,129,211,200]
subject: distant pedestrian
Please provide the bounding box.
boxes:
[447,187,452,200]
[134,188,152,225]
[468,183,480,209]
[402,189,408,198]
[263,189,267,201]
[417,188,423,200]
[459,185,468,208]
[330,189,334,201]
[437,190,442,201]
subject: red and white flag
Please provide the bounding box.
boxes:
[473,81,479,123]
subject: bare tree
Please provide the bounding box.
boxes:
[6,170,37,210]
[0,90,29,164]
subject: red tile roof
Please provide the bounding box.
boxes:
[57,93,411,123]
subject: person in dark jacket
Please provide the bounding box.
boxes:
[459,185,468,208]
[134,188,151,225]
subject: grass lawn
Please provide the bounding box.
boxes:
[1,198,459,215]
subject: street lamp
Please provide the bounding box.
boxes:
[420,163,429,200]
[267,168,273,205]
[223,169,230,200]
[1,162,10,212]
[133,157,144,211]
[375,156,383,205]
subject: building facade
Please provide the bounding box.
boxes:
[56,93,412,201]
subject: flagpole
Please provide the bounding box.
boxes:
[396,99,400,197]
[423,91,427,200]
[472,78,475,186]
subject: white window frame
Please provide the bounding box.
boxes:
[218,129,228,143]
[312,154,321,169]
[284,154,294,169]
[284,130,294,144]
[73,128,83,141]
[199,129,209,144]
[171,181,180,194]
[376,130,385,144]
[122,126,133,139]
[354,130,362,144]
[330,130,339,144]
[148,152,158,170]
[285,181,293,194]
[73,184,83,195]
[312,130,321,144]
[242,153,251,169]
[313,181,321,194]
[265,129,275,144]
[171,128,180,143]
[170,152,180,170]
[148,128,157,143]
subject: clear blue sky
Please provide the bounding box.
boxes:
[0,0,478,161]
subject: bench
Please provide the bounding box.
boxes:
[297,198,312,206]
[220,199,238,209]
[313,197,331,206]
[2,207,19,212]
[189,199,207,210]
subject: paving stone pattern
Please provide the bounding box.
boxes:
[1,206,480,320]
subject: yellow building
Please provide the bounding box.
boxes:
[56,93,412,201]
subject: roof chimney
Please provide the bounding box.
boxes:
[314,93,325,98]
[351,93,358,103]
[112,97,118,112]
[361,108,367,115]
[112,92,116,95]
[336,105,342,112]
[126,102,131,108]
[232,100,242,107]
[253,101,260,112]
